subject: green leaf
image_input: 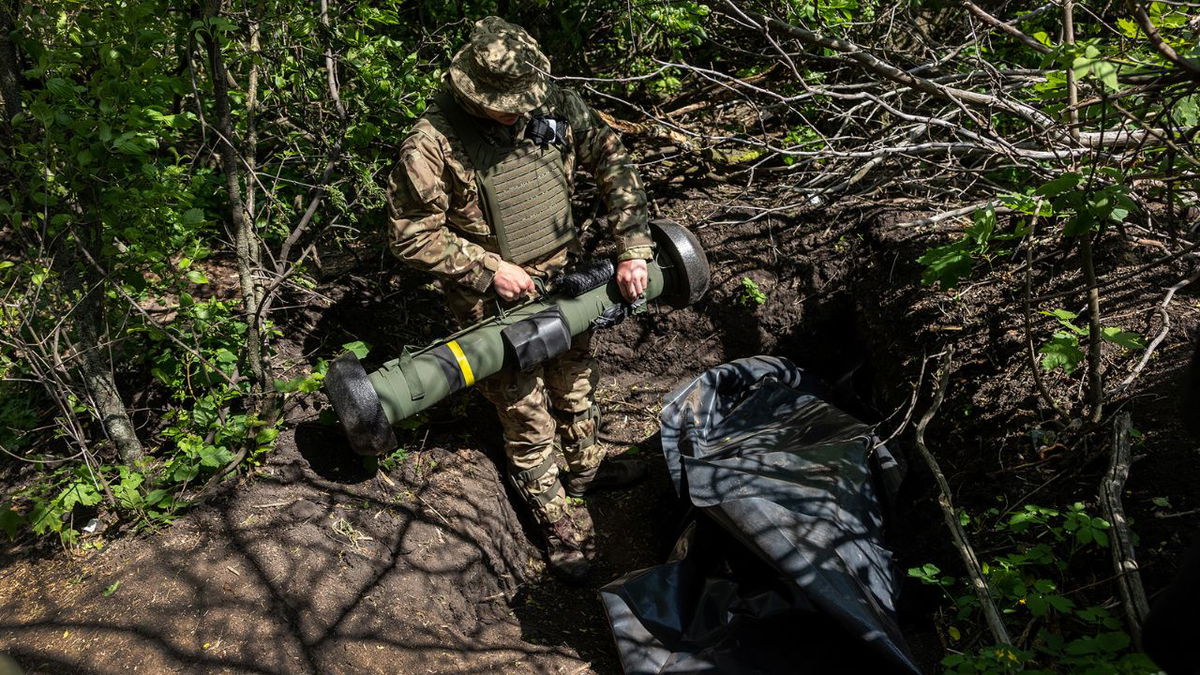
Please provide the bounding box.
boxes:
[28,501,62,535]
[1027,594,1049,616]
[181,208,205,226]
[198,444,233,468]
[144,489,171,507]
[45,77,75,99]
[1041,309,1085,335]
[1092,60,1120,92]
[966,206,996,246]
[111,131,157,155]
[102,581,121,597]
[0,506,25,540]
[1043,308,1077,321]
[1100,327,1144,350]
[342,340,370,358]
[1063,210,1097,237]
[1040,333,1085,374]
[1072,56,1094,80]
[1035,173,1082,198]
[186,270,209,284]
[171,463,200,483]
[1095,631,1131,652]
[59,479,102,511]
[1175,96,1200,127]
[1116,18,1140,38]
[917,241,973,289]
[1048,595,1075,613]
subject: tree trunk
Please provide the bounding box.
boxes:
[202,0,268,394]
[76,298,145,463]
[70,225,145,464]
[0,0,22,136]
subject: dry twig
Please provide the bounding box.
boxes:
[914,348,1013,645]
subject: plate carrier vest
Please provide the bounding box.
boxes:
[427,91,575,265]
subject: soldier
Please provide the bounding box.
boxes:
[386,17,653,580]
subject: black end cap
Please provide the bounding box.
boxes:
[650,220,711,308]
[325,353,398,456]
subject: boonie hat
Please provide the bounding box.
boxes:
[448,16,550,115]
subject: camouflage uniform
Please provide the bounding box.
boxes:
[385,19,652,527]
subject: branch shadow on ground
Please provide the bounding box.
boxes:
[0,416,589,674]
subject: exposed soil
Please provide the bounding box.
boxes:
[4,151,1200,674]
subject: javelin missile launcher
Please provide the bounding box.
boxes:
[325,220,710,456]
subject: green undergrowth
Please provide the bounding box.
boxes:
[911,501,1158,673]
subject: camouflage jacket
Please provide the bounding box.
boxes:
[385,83,653,295]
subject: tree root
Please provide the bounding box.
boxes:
[1101,412,1151,647]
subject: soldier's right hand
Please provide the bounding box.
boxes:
[492,260,536,301]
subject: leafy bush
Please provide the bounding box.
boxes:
[912,502,1158,673]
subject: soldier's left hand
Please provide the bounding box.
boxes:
[616,259,648,302]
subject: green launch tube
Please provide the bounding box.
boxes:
[325,220,709,456]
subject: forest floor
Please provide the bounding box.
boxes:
[3,146,1200,673]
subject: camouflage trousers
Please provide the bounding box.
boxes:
[477,331,601,524]
[446,278,602,525]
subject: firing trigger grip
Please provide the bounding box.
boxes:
[590,297,646,330]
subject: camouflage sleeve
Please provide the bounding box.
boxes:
[559,88,654,261]
[386,132,498,293]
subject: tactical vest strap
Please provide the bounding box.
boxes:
[430,91,575,265]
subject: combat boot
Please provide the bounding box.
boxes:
[564,459,646,498]
[542,507,595,583]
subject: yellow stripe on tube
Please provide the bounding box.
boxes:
[446,341,475,387]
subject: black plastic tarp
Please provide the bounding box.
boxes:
[600,356,919,674]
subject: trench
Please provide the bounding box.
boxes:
[293,209,949,671]
[495,251,939,670]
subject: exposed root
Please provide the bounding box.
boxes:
[1101,412,1151,647]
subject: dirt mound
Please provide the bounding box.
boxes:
[0,432,587,673]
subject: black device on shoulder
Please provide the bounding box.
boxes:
[526,115,567,149]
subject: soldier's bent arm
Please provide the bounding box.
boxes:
[559,88,654,261]
[386,133,498,293]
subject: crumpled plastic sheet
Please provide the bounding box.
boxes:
[600,356,920,674]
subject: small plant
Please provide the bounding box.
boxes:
[379,447,411,472]
[907,562,956,599]
[737,277,768,307]
[918,206,1028,290]
[1038,309,1144,374]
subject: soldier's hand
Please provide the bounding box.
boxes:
[616,259,648,302]
[493,260,536,301]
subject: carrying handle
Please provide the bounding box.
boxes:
[491,275,547,321]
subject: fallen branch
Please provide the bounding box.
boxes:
[914,348,1013,646]
[723,1,1149,148]
[962,1,1052,55]
[889,200,1006,229]
[1101,412,1151,647]
[1107,266,1200,397]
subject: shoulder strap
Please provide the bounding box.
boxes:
[429,90,495,172]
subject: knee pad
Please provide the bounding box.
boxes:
[509,454,565,521]
[552,403,600,450]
